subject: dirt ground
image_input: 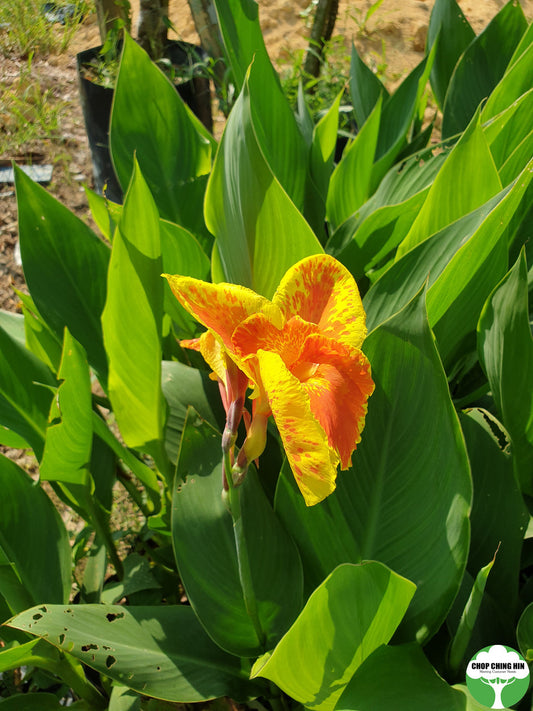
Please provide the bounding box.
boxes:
[1,0,532,313]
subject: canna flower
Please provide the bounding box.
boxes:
[164,255,374,506]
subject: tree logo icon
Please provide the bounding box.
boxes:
[466,645,530,709]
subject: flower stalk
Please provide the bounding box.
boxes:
[222,442,267,650]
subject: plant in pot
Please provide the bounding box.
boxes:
[78,0,221,202]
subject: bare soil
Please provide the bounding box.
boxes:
[1,0,532,313]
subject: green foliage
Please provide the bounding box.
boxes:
[1,1,532,709]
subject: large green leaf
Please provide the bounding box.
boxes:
[251,562,415,711]
[160,219,210,337]
[482,42,533,123]
[460,409,528,642]
[213,0,270,93]
[0,455,71,612]
[442,0,527,138]
[331,187,429,282]
[6,604,260,703]
[161,360,225,465]
[327,143,450,278]
[349,42,387,128]
[101,161,165,458]
[0,323,55,460]
[172,411,303,657]
[426,0,475,110]
[110,33,213,241]
[40,330,93,488]
[484,89,533,184]
[204,71,322,297]
[371,45,436,187]
[18,292,62,373]
[15,166,110,382]
[214,0,307,209]
[336,643,465,711]
[275,289,471,643]
[477,248,533,496]
[304,90,342,239]
[326,96,382,231]
[398,110,502,256]
[364,189,509,330]
[365,158,532,355]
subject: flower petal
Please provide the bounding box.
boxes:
[232,313,319,368]
[256,349,340,506]
[272,255,367,348]
[297,334,374,469]
[163,275,275,353]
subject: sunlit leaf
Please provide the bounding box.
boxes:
[15,166,110,382]
[251,562,415,711]
[102,160,165,458]
[111,33,213,243]
[7,604,260,702]
[204,71,322,298]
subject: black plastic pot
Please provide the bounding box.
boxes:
[76,41,212,204]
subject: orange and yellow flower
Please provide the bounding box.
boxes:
[164,254,374,506]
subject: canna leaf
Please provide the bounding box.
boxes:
[172,410,303,657]
[326,95,382,231]
[204,69,322,298]
[110,33,214,244]
[336,643,465,711]
[426,0,475,110]
[477,248,533,496]
[15,166,110,383]
[40,329,93,488]
[251,562,415,711]
[442,0,527,138]
[102,160,166,461]
[0,323,55,460]
[349,42,387,128]
[6,604,261,703]
[0,455,71,611]
[398,109,501,257]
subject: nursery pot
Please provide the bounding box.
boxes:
[76,41,213,204]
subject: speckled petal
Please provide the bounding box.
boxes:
[297,334,374,469]
[163,274,275,353]
[257,349,340,506]
[272,255,367,348]
[232,314,319,368]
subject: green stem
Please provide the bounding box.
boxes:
[82,492,124,581]
[223,448,266,650]
[116,464,152,519]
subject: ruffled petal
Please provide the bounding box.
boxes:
[163,275,275,353]
[256,349,340,506]
[297,334,374,469]
[232,313,319,368]
[272,255,367,348]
